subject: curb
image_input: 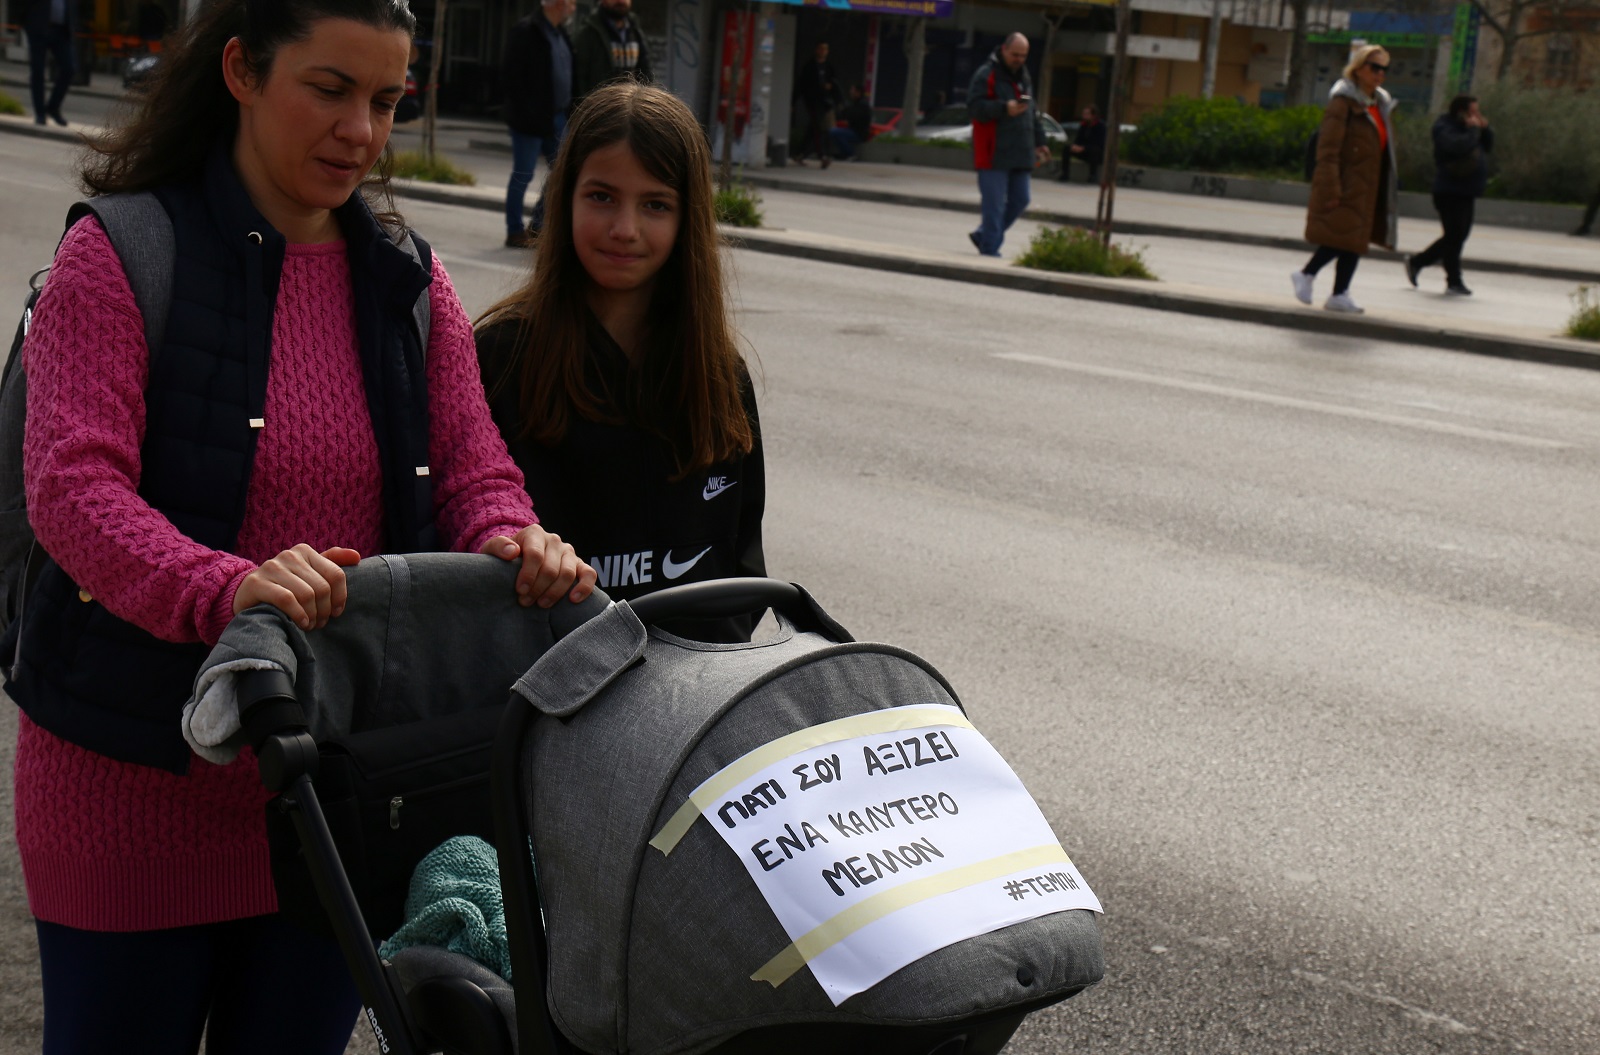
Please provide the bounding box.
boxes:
[0,113,90,142]
[720,228,1600,372]
[381,178,1600,373]
[732,172,1600,287]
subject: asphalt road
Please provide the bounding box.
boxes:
[3,136,1599,1055]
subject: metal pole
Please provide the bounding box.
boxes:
[1202,0,1223,99]
[1096,0,1132,245]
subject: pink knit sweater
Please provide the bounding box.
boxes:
[14,217,536,931]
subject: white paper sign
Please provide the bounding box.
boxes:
[651,704,1100,1005]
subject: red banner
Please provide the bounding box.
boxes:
[715,12,757,140]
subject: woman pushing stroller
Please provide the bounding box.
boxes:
[7,0,593,1049]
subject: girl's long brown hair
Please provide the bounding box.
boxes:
[477,82,753,477]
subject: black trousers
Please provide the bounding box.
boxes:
[1411,192,1475,284]
[26,22,74,120]
[1304,245,1360,294]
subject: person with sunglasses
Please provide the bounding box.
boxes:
[1293,45,1399,314]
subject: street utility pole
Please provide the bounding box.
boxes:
[1285,0,1310,106]
[1095,0,1132,245]
[1201,0,1223,98]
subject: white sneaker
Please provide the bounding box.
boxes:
[1291,271,1314,305]
[1324,292,1364,314]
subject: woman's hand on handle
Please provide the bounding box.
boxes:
[233,545,362,630]
[482,525,596,608]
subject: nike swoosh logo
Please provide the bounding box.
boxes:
[661,546,713,580]
[703,479,738,500]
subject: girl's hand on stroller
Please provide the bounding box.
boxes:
[233,545,362,630]
[483,525,596,608]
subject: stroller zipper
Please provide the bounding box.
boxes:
[389,796,402,829]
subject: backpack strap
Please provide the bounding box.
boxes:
[5,195,175,677]
[65,193,175,361]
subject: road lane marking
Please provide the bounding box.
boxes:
[995,352,1573,450]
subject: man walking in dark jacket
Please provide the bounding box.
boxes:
[502,0,576,247]
[968,33,1048,257]
[571,0,652,102]
[23,0,76,126]
[792,41,842,168]
[1405,94,1493,296]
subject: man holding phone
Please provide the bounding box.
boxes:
[967,32,1050,257]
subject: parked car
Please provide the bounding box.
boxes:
[913,103,1134,149]
[917,105,1071,148]
[123,53,160,92]
[869,107,903,137]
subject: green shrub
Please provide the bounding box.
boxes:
[715,181,763,227]
[1015,225,1156,279]
[1125,95,1321,176]
[389,150,476,186]
[1382,85,1600,203]
[0,90,23,117]
[1568,285,1600,341]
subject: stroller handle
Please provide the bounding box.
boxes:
[626,578,853,642]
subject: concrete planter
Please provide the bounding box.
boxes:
[857,140,973,171]
[1106,164,1586,234]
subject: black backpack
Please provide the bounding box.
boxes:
[1,196,435,660]
[1304,129,1320,182]
[0,195,175,649]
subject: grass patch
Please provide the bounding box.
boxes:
[0,91,23,117]
[1015,225,1156,279]
[1567,285,1600,341]
[715,181,763,228]
[390,150,476,186]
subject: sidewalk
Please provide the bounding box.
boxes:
[4,66,1598,371]
[734,162,1600,286]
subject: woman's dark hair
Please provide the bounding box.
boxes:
[82,0,416,196]
[478,81,753,478]
[1448,94,1478,119]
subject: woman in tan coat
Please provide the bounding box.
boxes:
[1292,45,1399,314]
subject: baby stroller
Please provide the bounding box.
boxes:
[188,553,1104,1055]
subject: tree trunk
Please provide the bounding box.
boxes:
[1037,16,1061,116]
[1096,0,1132,244]
[1495,3,1522,79]
[423,0,448,163]
[900,17,926,138]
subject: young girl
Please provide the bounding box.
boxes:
[11,0,591,1049]
[477,82,765,641]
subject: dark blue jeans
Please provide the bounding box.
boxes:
[35,914,361,1054]
[504,113,567,236]
[26,22,74,121]
[974,168,1031,257]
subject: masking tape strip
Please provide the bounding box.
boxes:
[649,705,975,855]
[751,843,1074,987]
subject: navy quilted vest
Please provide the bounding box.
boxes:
[7,148,438,774]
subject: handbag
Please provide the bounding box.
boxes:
[266,704,503,940]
